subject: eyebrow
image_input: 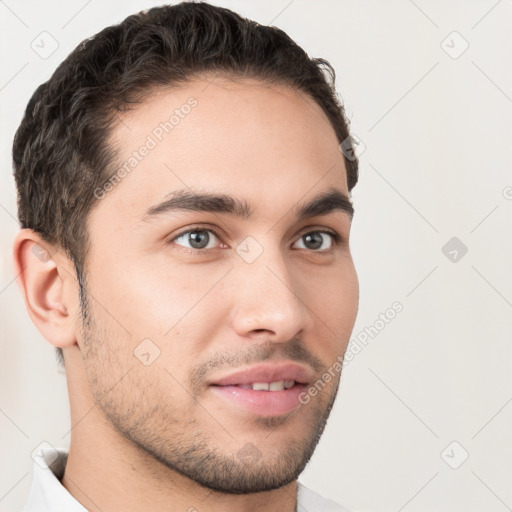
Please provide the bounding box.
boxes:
[141,187,354,222]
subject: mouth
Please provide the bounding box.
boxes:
[211,380,299,391]
[208,362,313,416]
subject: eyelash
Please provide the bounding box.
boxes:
[168,226,344,254]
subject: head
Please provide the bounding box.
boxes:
[13,1,359,495]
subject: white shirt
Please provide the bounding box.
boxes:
[23,447,350,512]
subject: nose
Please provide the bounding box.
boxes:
[228,243,313,343]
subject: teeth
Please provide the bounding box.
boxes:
[239,380,296,391]
[252,382,270,391]
[269,381,285,391]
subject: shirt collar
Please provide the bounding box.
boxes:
[23,445,87,512]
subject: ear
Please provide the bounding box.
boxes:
[12,229,79,350]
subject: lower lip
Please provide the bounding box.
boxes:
[209,384,307,416]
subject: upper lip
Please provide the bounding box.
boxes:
[208,362,314,386]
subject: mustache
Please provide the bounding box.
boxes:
[190,338,326,388]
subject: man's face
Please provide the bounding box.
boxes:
[77,77,359,493]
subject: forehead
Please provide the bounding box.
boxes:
[91,76,347,226]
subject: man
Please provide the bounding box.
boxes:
[12,2,359,511]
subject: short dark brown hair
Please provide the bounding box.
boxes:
[12,1,359,368]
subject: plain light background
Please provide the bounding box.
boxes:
[1,1,511,511]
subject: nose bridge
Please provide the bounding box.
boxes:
[229,239,311,340]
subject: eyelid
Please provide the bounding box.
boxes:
[295,225,340,240]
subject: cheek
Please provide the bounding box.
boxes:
[81,268,220,410]
[91,261,232,379]
[95,259,225,335]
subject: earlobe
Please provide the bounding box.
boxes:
[12,229,78,350]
